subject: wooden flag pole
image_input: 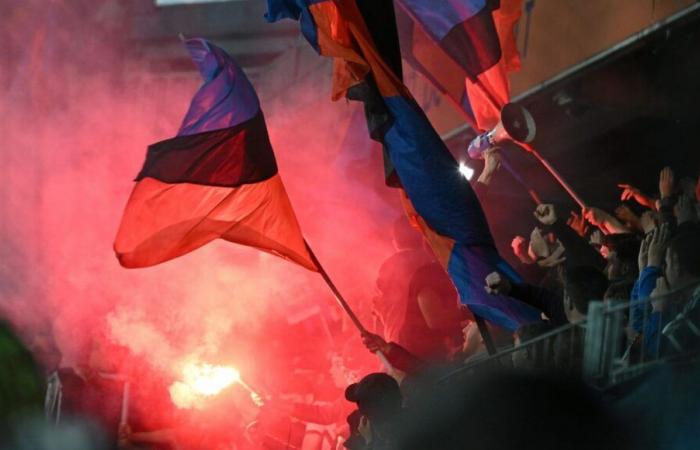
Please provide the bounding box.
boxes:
[304,241,393,370]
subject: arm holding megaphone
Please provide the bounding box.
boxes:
[467,103,587,209]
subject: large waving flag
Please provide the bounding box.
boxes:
[114,38,316,271]
[266,0,540,330]
[395,0,523,130]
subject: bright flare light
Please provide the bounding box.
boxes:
[169,361,241,409]
[458,161,475,180]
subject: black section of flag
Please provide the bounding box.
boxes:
[348,0,403,187]
[136,111,277,188]
[355,0,403,81]
[441,3,501,81]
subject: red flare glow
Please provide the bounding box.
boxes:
[169,360,241,409]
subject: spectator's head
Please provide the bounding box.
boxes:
[665,225,700,290]
[564,266,609,322]
[345,373,402,429]
[604,279,635,302]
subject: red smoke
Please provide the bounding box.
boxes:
[2,0,399,443]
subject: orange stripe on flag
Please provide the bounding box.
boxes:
[398,190,455,269]
[464,0,523,131]
[309,1,408,100]
[114,175,316,271]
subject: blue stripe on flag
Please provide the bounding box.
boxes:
[178,39,261,137]
[448,243,541,331]
[265,0,328,52]
[382,95,493,246]
[398,0,486,40]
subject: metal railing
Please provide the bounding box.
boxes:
[584,283,700,387]
[442,283,700,389]
[440,321,588,382]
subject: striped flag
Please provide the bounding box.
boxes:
[114,38,316,271]
[395,0,523,130]
[266,0,540,331]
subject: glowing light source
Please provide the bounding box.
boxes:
[458,161,475,180]
[169,360,241,409]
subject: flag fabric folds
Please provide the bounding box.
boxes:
[395,0,523,130]
[114,38,316,271]
[266,0,540,330]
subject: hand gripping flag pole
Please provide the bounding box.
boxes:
[304,241,393,370]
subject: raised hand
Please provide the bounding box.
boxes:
[477,147,502,185]
[659,167,675,199]
[537,239,566,268]
[528,227,550,260]
[567,210,590,237]
[638,232,652,273]
[618,183,655,209]
[584,206,629,234]
[511,235,534,264]
[485,271,512,296]
[533,203,557,225]
[647,223,670,268]
[250,392,265,407]
[640,210,658,234]
[589,229,604,246]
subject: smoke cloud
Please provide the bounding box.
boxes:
[1,0,398,418]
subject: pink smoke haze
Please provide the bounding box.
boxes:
[1,0,400,437]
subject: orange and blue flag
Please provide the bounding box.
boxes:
[114,38,316,271]
[266,0,540,330]
[395,0,523,130]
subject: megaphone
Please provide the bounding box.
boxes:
[467,103,536,159]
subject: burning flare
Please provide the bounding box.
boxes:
[169,360,241,409]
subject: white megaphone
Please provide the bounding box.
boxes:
[467,103,536,159]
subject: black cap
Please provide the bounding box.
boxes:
[345,373,402,424]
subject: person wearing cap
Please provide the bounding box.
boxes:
[344,373,403,450]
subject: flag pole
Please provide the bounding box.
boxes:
[304,241,367,333]
[304,241,394,370]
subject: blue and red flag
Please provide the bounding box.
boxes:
[114,38,316,271]
[266,0,540,330]
[395,0,523,130]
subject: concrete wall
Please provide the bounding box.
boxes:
[511,0,696,95]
